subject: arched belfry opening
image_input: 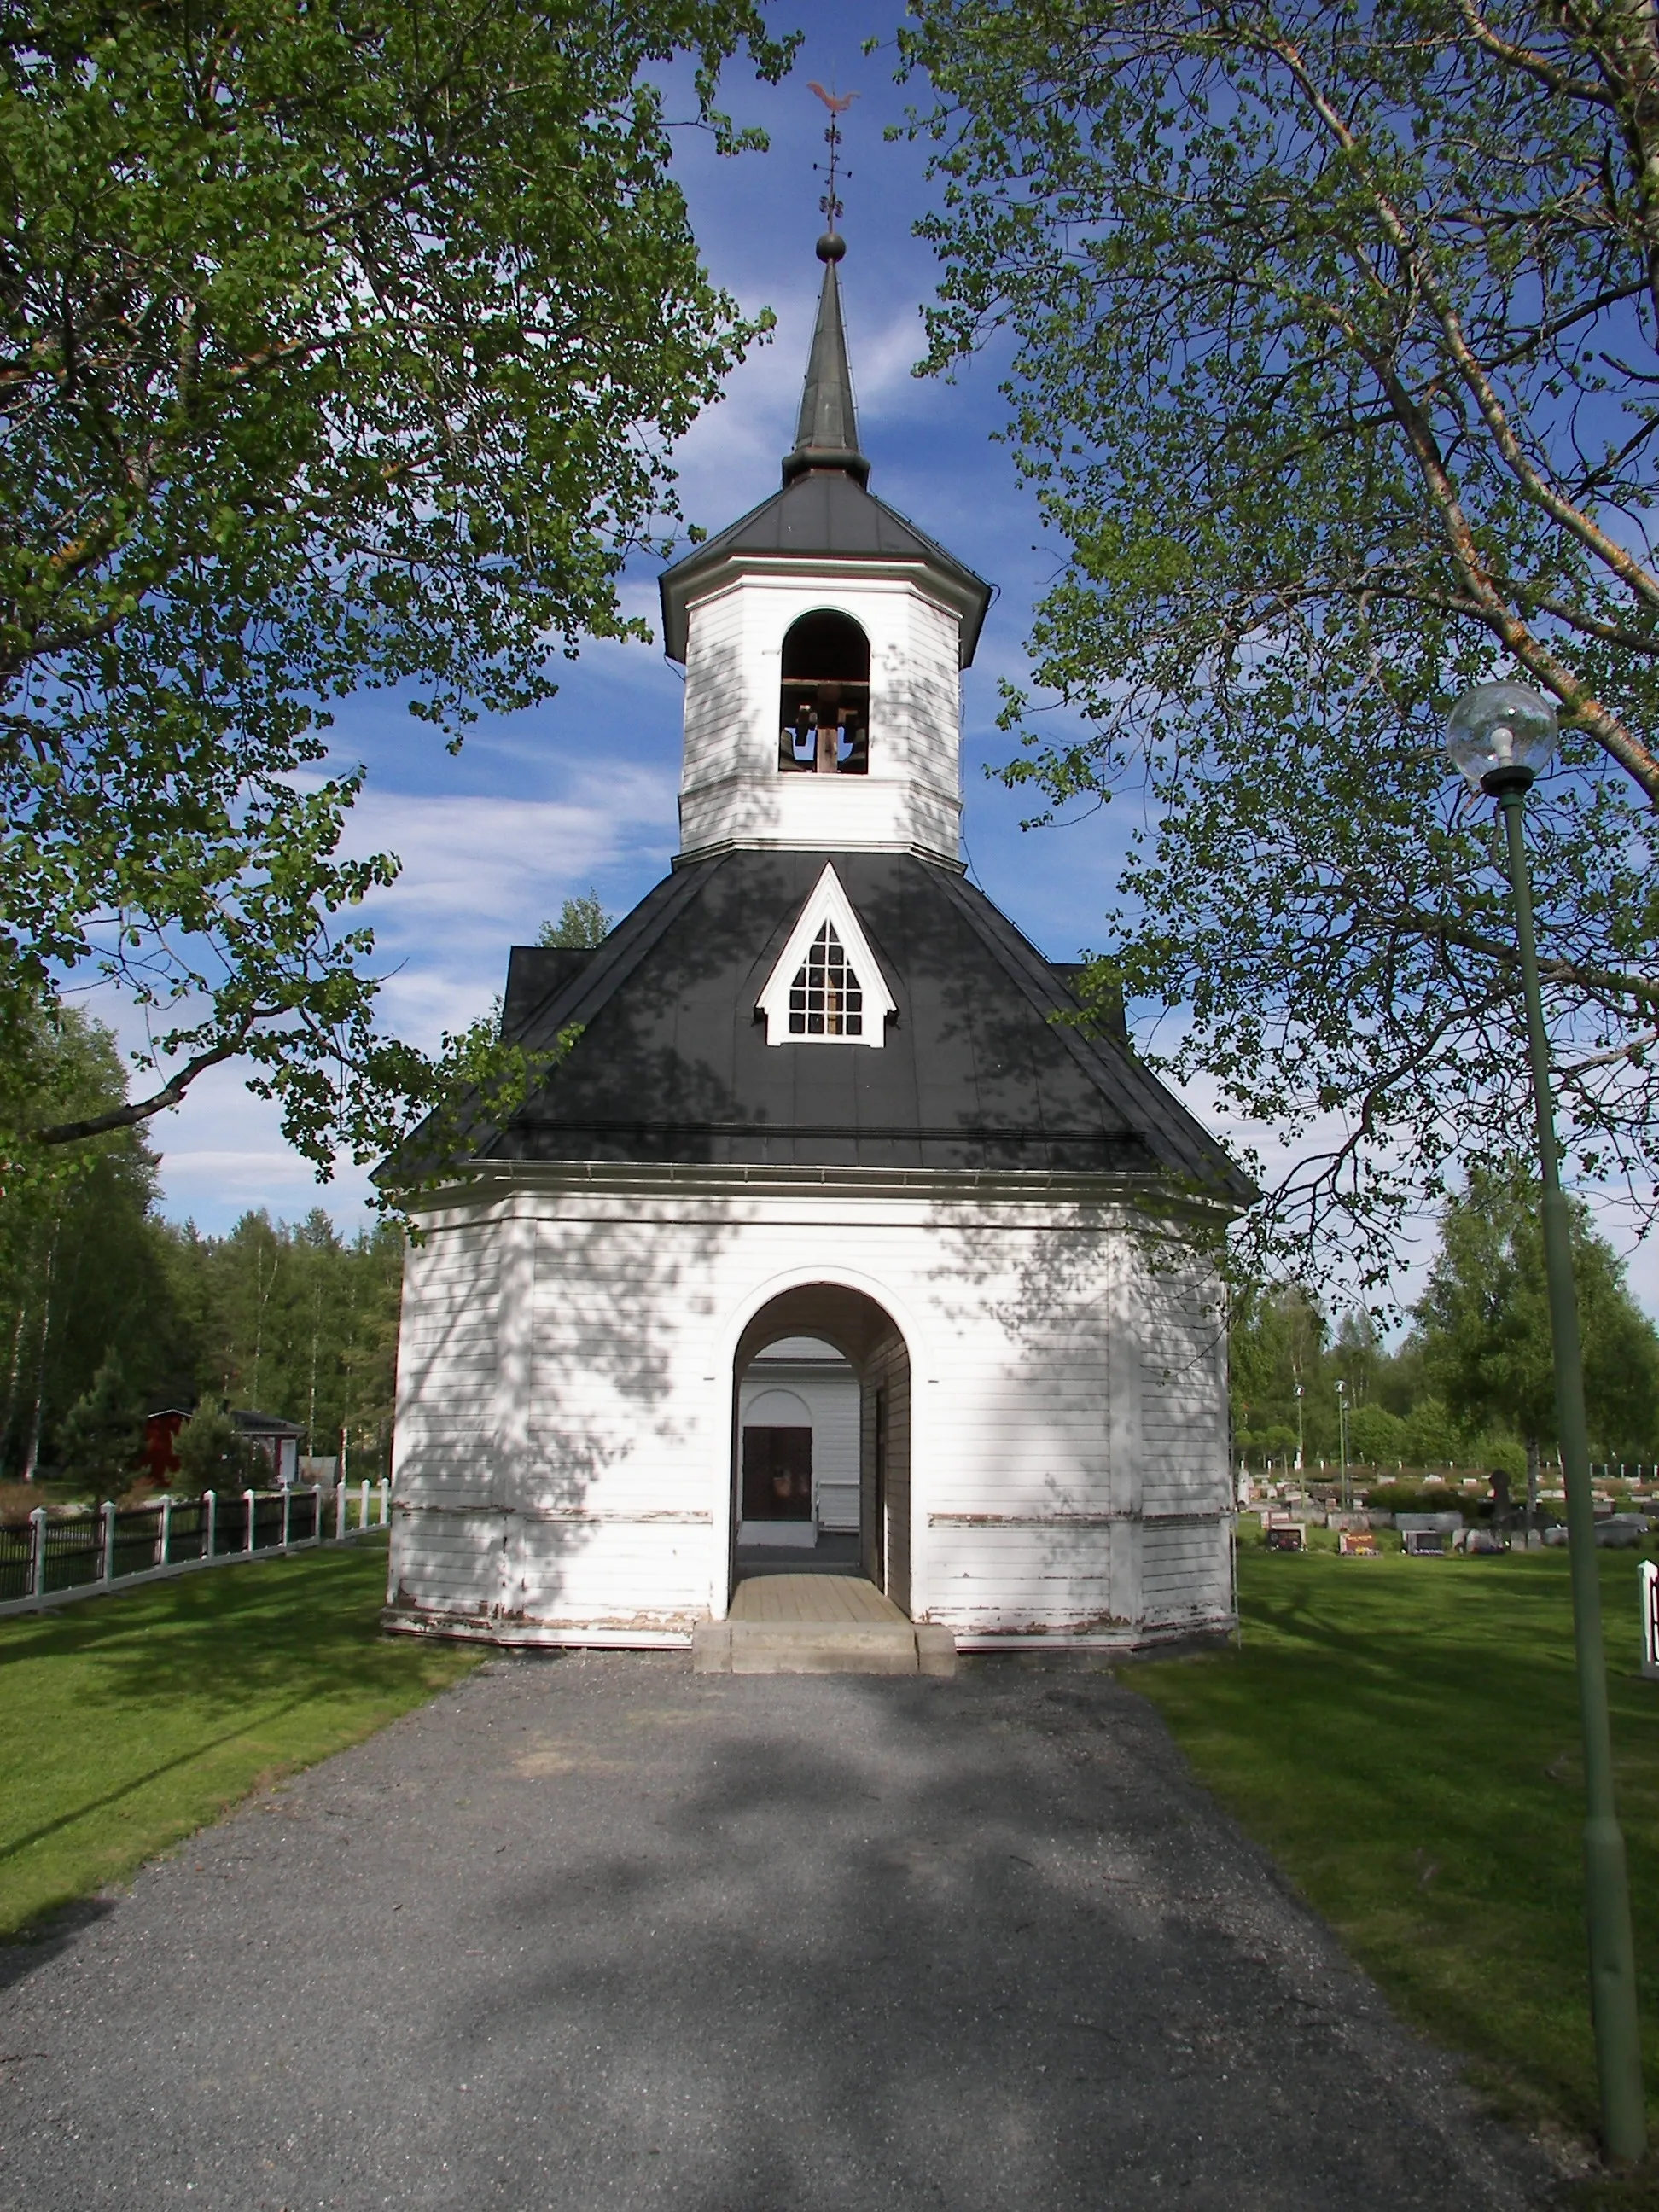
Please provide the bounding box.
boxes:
[732,1284,911,1614]
[778,609,870,776]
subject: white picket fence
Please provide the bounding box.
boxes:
[0,1479,391,1617]
[1640,1560,1659,1681]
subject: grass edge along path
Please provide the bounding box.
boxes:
[0,1539,480,1940]
[1132,1542,1659,2193]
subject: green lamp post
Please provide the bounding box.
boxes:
[1446,678,1646,2163]
[1294,1379,1304,1475]
[1336,1377,1350,1510]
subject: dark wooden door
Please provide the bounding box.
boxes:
[742,1426,812,1522]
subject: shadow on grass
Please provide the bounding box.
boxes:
[0,1542,416,1721]
[1133,1546,1659,2149]
[0,1697,314,1866]
[0,1540,479,1941]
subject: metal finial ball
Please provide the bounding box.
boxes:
[817,230,847,263]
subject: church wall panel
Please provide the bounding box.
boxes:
[387,1182,1235,1646]
[504,1516,708,1632]
[678,574,963,862]
[387,1505,504,1620]
[1139,1523,1232,1628]
[926,1525,1120,1639]
[390,1222,507,1616]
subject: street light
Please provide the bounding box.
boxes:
[1294,1380,1305,1474]
[1447,677,1645,2163]
[1335,1377,1349,1510]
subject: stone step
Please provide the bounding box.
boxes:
[693,1619,957,1677]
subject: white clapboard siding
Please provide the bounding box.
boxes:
[925,1524,1122,1635]
[393,1221,504,1616]
[504,1516,709,1627]
[388,1508,504,1620]
[1138,1264,1228,1528]
[388,1179,1235,1649]
[1141,1523,1231,1627]
[678,574,963,864]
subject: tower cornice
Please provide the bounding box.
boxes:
[660,485,992,667]
[666,552,989,667]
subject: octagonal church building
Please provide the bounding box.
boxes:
[383,231,1253,1658]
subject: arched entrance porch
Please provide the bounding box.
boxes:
[731,1284,912,1617]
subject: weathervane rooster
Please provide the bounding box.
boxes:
[808,81,858,234]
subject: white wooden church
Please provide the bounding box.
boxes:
[384,228,1251,1655]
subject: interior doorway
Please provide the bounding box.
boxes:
[731,1286,911,1615]
[741,1423,812,1525]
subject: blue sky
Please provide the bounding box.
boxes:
[129,4,1659,1324]
[150,6,1136,1232]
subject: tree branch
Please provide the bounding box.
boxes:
[33,1022,258,1144]
[1266,26,1659,623]
[1452,0,1616,108]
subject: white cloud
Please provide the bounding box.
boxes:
[347,770,674,931]
[122,762,678,1231]
[148,1066,374,1231]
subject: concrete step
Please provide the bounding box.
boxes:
[694,1620,957,1677]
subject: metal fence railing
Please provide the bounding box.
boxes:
[0,1479,391,1614]
[0,1520,26,1604]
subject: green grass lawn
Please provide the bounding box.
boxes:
[0,1541,480,1939]
[1134,1538,1659,2163]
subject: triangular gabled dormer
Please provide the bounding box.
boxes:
[757,863,897,1047]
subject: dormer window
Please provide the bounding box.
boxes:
[778,610,870,776]
[789,922,863,1036]
[758,864,896,1046]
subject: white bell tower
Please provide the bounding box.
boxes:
[659,230,991,870]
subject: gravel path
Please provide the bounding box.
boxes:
[0,1654,1556,2210]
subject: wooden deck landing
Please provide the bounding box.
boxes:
[729,1574,905,1626]
[697,1575,955,1676]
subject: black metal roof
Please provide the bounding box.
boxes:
[659,473,992,669]
[455,850,1251,1198]
[231,1410,303,1436]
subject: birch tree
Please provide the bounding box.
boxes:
[3,0,793,1179]
[899,0,1659,1282]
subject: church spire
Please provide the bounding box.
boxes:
[782,230,870,489]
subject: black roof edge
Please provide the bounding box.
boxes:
[935,874,1257,1207]
[657,483,993,669]
[375,867,720,1185]
[503,946,597,1044]
[506,864,716,1061]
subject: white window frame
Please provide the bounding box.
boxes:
[757,863,896,1048]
